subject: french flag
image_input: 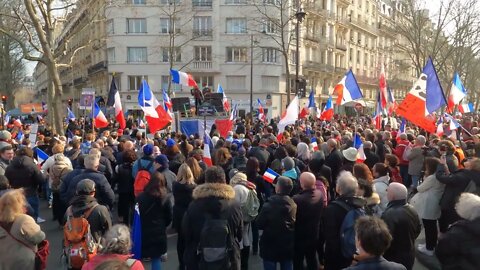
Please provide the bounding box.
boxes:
[379,64,388,109]
[373,91,383,130]
[447,72,467,113]
[138,80,172,133]
[444,113,461,130]
[310,137,319,151]
[203,132,213,167]
[36,148,49,165]
[93,102,109,128]
[230,103,238,121]
[397,118,406,138]
[107,77,126,129]
[436,117,444,137]
[162,89,173,112]
[170,69,198,89]
[13,118,22,128]
[257,99,266,122]
[263,168,279,184]
[458,103,474,114]
[354,134,366,162]
[387,87,397,115]
[217,84,230,112]
[278,96,299,133]
[334,69,363,105]
[320,96,334,121]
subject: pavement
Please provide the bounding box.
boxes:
[38,199,439,270]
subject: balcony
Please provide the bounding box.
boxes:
[73,76,87,86]
[378,22,397,36]
[303,61,334,73]
[335,66,347,73]
[336,42,347,51]
[193,29,213,40]
[192,61,212,69]
[356,75,376,85]
[87,61,107,76]
[319,38,335,48]
[336,16,349,28]
[304,34,320,43]
[349,17,378,35]
[192,0,212,9]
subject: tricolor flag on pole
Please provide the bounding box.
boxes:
[447,72,467,113]
[436,117,444,137]
[310,137,319,151]
[373,91,383,130]
[36,148,49,165]
[354,134,366,162]
[93,102,109,129]
[320,96,334,121]
[263,168,279,184]
[203,132,213,167]
[424,57,447,116]
[387,87,397,115]
[107,77,126,129]
[257,99,266,122]
[458,103,474,114]
[444,113,461,130]
[217,84,231,112]
[170,69,198,89]
[334,69,363,105]
[138,80,172,133]
[162,89,173,112]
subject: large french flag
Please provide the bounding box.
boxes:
[334,69,363,105]
[459,103,474,114]
[217,84,231,112]
[424,58,447,115]
[170,69,198,89]
[107,78,126,129]
[320,96,334,121]
[447,72,467,113]
[203,132,213,167]
[354,134,366,162]
[278,96,299,133]
[379,64,388,109]
[263,168,279,184]
[138,80,172,133]
[93,102,109,128]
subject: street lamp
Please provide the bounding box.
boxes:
[294,5,306,102]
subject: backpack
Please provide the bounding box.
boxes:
[332,200,366,259]
[237,183,260,223]
[197,212,231,270]
[50,154,72,192]
[134,160,153,197]
[63,204,99,269]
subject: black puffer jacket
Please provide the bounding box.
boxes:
[182,183,243,270]
[256,194,297,261]
[293,189,324,245]
[5,156,45,197]
[113,163,134,194]
[381,200,421,270]
[436,217,480,270]
[172,181,195,230]
[436,167,480,211]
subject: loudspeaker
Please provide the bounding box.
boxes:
[203,93,224,112]
[171,97,191,112]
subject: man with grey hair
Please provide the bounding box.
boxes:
[381,182,421,270]
[89,147,113,182]
[324,171,366,270]
[66,154,115,209]
[407,135,426,189]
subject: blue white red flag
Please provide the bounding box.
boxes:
[447,72,467,113]
[170,69,198,89]
[203,132,213,167]
[138,80,172,133]
[334,69,363,105]
[93,102,109,128]
[263,168,279,184]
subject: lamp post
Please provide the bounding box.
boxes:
[250,34,254,117]
[295,5,306,101]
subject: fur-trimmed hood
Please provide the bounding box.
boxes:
[193,183,235,200]
[365,192,381,206]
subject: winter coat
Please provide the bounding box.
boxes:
[436,167,479,211]
[324,196,366,270]
[131,157,155,179]
[248,146,271,174]
[59,168,85,203]
[373,175,390,216]
[325,149,343,181]
[436,217,480,270]
[113,163,134,194]
[411,174,444,220]
[381,200,421,270]
[182,183,243,270]
[41,153,73,191]
[67,169,115,209]
[364,148,380,169]
[375,140,387,163]
[315,178,329,207]
[407,146,424,176]
[394,139,409,166]
[81,254,144,270]
[344,256,407,270]
[67,195,112,242]
[5,155,45,197]
[167,152,185,175]
[256,194,297,261]
[293,189,324,245]
[0,214,45,270]
[158,168,176,194]
[232,155,248,172]
[172,181,195,231]
[137,192,173,258]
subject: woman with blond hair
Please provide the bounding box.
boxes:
[214,147,233,183]
[173,164,196,270]
[0,189,46,270]
[185,157,203,184]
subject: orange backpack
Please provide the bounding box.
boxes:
[134,160,153,197]
[63,204,99,269]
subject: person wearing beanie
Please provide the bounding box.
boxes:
[282,157,299,195]
[256,176,297,270]
[164,138,185,175]
[131,144,156,179]
[66,179,112,242]
[233,147,248,173]
[154,154,176,193]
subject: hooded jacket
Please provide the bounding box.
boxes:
[67,195,112,242]
[67,169,115,209]
[182,183,243,270]
[5,155,45,197]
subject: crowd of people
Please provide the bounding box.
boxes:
[0,114,479,270]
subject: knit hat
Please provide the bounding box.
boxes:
[154,154,169,168]
[342,147,358,162]
[143,144,154,156]
[229,168,240,180]
[166,138,176,147]
[76,179,96,195]
[282,157,295,171]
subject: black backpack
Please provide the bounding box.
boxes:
[197,211,231,270]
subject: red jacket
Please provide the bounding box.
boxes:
[394,139,410,165]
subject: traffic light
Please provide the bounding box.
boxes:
[67,98,73,107]
[1,95,6,106]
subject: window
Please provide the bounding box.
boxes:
[127,18,147,33]
[128,76,147,90]
[193,16,212,36]
[161,47,181,62]
[106,19,114,34]
[263,0,281,5]
[193,76,213,88]
[226,18,247,33]
[262,76,279,90]
[160,0,180,4]
[262,19,277,34]
[226,76,246,90]
[192,0,212,6]
[356,50,360,64]
[262,48,278,63]
[107,48,115,62]
[225,0,246,4]
[194,46,212,61]
[161,76,182,91]
[159,18,180,34]
[129,0,146,4]
[226,47,248,62]
[127,47,147,62]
